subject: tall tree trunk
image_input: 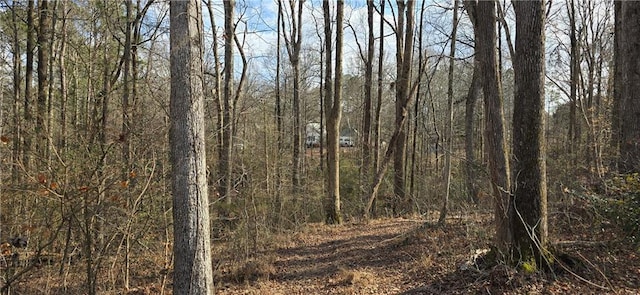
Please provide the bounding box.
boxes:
[58,0,68,151]
[220,0,235,219]
[274,0,284,228]
[204,0,224,221]
[323,0,343,225]
[365,1,423,220]
[611,1,622,154]
[370,0,385,218]
[37,0,52,162]
[617,1,640,173]
[567,0,578,158]
[284,0,305,203]
[24,0,35,171]
[462,0,480,204]
[361,0,374,211]
[169,0,214,293]
[410,0,427,211]
[438,0,458,225]
[11,0,21,182]
[477,0,511,250]
[393,0,415,216]
[512,0,549,267]
[121,0,134,289]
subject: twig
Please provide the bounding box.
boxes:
[552,252,610,291]
[576,251,615,292]
[553,240,606,247]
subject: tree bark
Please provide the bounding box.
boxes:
[37,0,52,161]
[220,0,235,218]
[281,1,305,200]
[462,0,480,204]
[169,0,214,293]
[24,0,35,171]
[611,1,622,153]
[567,0,579,160]
[323,0,344,225]
[274,0,284,228]
[476,0,511,250]
[370,0,385,218]
[410,1,427,208]
[122,1,133,288]
[58,0,68,151]
[393,0,415,216]
[512,0,549,267]
[438,0,458,225]
[617,1,640,173]
[361,0,374,212]
[11,0,21,181]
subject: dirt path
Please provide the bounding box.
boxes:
[216,215,640,295]
[218,218,425,294]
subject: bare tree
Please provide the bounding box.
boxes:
[37,0,52,161]
[476,0,511,250]
[11,0,22,181]
[281,0,305,200]
[121,0,134,288]
[567,0,580,160]
[393,0,415,216]
[462,0,481,204]
[611,1,622,153]
[361,0,375,212]
[615,1,640,173]
[57,0,69,151]
[24,0,35,171]
[365,0,424,220]
[323,0,344,225]
[219,0,235,219]
[512,0,549,267]
[367,0,386,218]
[169,0,214,293]
[438,0,459,225]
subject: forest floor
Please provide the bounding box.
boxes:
[5,204,640,294]
[215,209,640,295]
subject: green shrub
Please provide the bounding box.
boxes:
[602,173,640,243]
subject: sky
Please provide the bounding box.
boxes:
[194,0,614,112]
[201,0,460,83]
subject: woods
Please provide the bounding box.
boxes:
[0,0,638,294]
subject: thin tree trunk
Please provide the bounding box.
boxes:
[477,0,511,251]
[58,1,68,151]
[370,0,385,218]
[285,0,305,203]
[410,0,427,211]
[220,0,235,220]
[323,0,343,225]
[11,0,21,182]
[361,0,374,211]
[439,0,458,225]
[568,0,579,160]
[37,0,52,162]
[393,0,415,216]
[611,1,622,154]
[204,0,224,205]
[462,0,480,204]
[122,0,133,288]
[24,0,35,171]
[274,0,283,228]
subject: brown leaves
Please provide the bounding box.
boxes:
[0,135,10,144]
[37,173,47,184]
